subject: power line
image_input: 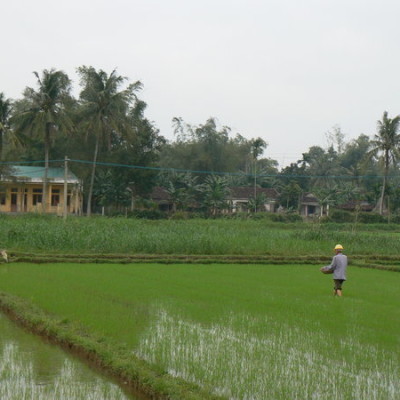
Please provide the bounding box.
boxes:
[0,159,393,180]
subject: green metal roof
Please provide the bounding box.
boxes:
[8,166,79,182]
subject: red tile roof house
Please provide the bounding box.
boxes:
[300,193,375,218]
[150,186,280,213]
[337,200,374,212]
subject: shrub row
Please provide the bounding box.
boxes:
[101,209,400,224]
[321,210,400,224]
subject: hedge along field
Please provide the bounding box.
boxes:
[0,262,399,399]
[2,214,400,256]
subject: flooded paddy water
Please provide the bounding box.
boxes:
[0,312,139,400]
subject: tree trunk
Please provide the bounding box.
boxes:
[379,152,389,215]
[42,125,50,213]
[378,178,385,215]
[254,158,257,213]
[86,137,99,216]
[0,130,3,160]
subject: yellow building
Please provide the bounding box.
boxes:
[0,166,82,215]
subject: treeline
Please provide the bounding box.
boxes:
[0,67,399,216]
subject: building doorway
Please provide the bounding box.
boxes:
[11,188,19,212]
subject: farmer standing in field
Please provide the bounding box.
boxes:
[320,244,347,296]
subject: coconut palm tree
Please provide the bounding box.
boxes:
[77,66,142,216]
[11,69,72,212]
[250,138,267,212]
[368,111,400,215]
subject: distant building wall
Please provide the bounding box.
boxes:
[0,182,82,215]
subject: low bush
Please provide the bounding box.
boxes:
[389,214,400,224]
[357,212,386,224]
[127,209,168,219]
[248,212,272,220]
[268,213,302,223]
[285,213,303,222]
[169,211,190,220]
[328,209,354,223]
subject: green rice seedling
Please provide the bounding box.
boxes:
[0,343,129,400]
[135,309,399,400]
[0,262,399,399]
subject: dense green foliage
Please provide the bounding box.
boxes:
[0,263,398,399]
[2,68,165,214]
[2,70,400,216]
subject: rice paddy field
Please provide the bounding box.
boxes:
[0,313,132,400]
[0,261,399,400]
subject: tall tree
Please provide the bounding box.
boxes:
[0,93,13,160]
[340,135,372,177]
[77,66,142,216]
[368,111,400,215]
[279,181,302,210]
[279,162,310,192]
[250,137,267,212]
[11,69,72,212]
[301,145,348,189]
[113,99,165,197]
[161,118,274,179]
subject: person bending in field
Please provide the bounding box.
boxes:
[0,250,7,263]
[320,244,347,296]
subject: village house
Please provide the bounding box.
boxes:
[150,186,280,213]
[337,200,374,212]
[299,193,375,217]
[150,186,173,212]
[299,192,322,217]
[0,166,82,215]
[227,186,279,213]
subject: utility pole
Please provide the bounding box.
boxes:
[254,150,259,213]
[63,156,69,220]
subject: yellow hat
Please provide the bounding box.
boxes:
[334,244,344,250]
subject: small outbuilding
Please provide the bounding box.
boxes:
[299,192,322,217]
[228,186,279,213]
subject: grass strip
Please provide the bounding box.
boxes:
[5,251,400,271]
[351,262,400,272]
[0,292,225,400]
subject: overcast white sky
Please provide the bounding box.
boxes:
[2,0,400,168]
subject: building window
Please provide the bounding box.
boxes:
[32,188,43,205]
[51,189,60,206]
[0,185,5,205]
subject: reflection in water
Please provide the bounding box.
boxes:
[0,313,134,400]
